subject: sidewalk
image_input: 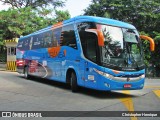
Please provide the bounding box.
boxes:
[0,62,6,71]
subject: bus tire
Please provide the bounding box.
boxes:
[71,72,78,92]
[24,66,30,79]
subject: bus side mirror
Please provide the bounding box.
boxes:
[85,29,104,46]
[140,35,155,51]
[97,30,105,46]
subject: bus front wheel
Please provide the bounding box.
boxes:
[70,72,78,92]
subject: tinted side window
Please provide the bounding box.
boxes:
[21,37,30,50]
[61,24,77,49]
[17,28,62,50]
[32,34,42,49]
[52,27,62,47]
[42,28,62,48]
[76,22,96,31]
[17,40,23,50]
[43,31,52,48]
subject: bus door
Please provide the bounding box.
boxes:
[80,32,98,89]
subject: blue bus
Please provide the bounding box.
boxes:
[16,16,155,92]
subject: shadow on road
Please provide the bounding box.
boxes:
[18,75,137,99]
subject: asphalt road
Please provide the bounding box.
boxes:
[0,71,159,120]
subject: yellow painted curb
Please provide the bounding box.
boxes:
[144,86,160,89]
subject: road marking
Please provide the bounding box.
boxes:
[119,91,138,120]
[144,86,160,89]
[153,90,160,98]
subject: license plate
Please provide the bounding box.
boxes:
[124,84,131,88]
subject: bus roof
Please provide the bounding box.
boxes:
[64,16,136,29]
[19,16,136,40]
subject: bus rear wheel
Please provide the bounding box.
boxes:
[70,72,78,92]
[24,66,30,79]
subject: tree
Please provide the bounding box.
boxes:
[55,10,71,22]
[84,0,160,32]
[0,0,70,64]
[0,6,71,42]
[84,0,160,76]
[0,7,55,40]
[0,0,66,9]
[142,32,160,77]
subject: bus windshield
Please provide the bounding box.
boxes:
[98,24,144,71]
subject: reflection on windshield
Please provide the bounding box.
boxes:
[97,24,144,71]
[102,25,123,58]
[124,30,138,43]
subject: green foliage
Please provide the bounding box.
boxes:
[151,32,160,66]
[85,0,160,76]
[0,0,66,9]
[55,10,71,22]
[0,7,54,41]
[0,0,68,44]
[85,0,160,32]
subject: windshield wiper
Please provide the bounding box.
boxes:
[101,62,123,70]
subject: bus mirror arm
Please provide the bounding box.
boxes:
[85,29,104,46]
[63,50,66,57]
[140,35,155,51]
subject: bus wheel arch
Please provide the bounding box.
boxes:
[66,68,78,92]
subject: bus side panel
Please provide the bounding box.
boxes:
[82,59,100,89]
[23,48,49,78]
[23,45,82,84]
[59,46,83,85]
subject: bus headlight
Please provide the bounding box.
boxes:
[140,74,145,79]
[93,68,114,79]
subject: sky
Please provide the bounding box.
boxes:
[58,0,91,17]
[0,0,91,17]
